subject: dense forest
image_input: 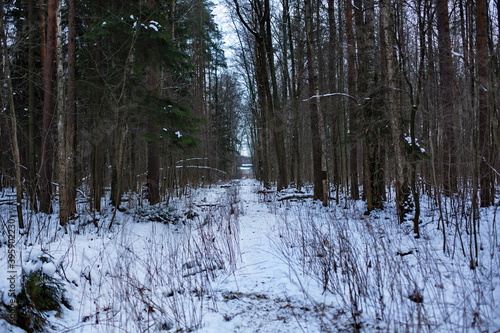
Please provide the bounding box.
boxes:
[0,0,499,331]
[1,0,498,228]
[1,0,243,222]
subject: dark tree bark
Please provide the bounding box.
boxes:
[57,0,77,226]
[66,0,77,216]
[39,0,57,213]
[233,0,286,189]
[27,0,38,210]
[345,0,359,200]
[354,0,384,211]
[263,0,288,191]
[305,0,326,204]
[436,0,457,195]
[476,0,494,206]
[1,2,25,228]
[380,0,412,226]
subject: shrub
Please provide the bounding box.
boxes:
[14,270,70,332]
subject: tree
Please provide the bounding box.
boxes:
[354,0,385,212]
[436,0,457,195]
[56,0,77,226]
[0,1,25,228]
[345,0,359,200]
[380,0,413,227]
[39,0,58,213]
[476,0,494,207]
[305,0,327,204]
[233,0,287,190]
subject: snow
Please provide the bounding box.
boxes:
[0,180,499,332]
[0,319,25,333]
[42,262,57,277]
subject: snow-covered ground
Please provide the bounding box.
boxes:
[1,179,499,332]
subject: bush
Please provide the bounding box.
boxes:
[14,271,70,332]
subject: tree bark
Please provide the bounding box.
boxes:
[39,0,57,213]
[345,0,359,200]
[380,0,412,227]
[306,0,326,204]
[28,0,38,210]
[57,0,77,226]
[264,0,288,191]
[1,2,25,228]
[436,0,457,195]
[355,0,384,211]
[56,0,68,225]
[66,0,77,216]
[476,0,494,206]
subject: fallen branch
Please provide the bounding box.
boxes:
[277,194,314,202]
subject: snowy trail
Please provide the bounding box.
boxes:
[201,180,325,333]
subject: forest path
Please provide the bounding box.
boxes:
[201,179,327,332]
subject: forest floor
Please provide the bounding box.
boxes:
[1,179,499,332]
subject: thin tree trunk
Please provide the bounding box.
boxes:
[345,0,359,200]
[286,0,302,189]
[28,0,38,210]
[436,0,457,195]
[476,0,494,207]
[145,64,161,205]
[1,3,25,229]
[66,0,77,217]
[56,0,68,226]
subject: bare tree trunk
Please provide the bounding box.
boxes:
[436,0,457,195]
[476,0,494,207]
[305,0,326,204]
[1,3,25,229]
[56,0,76,226]
[288,0,302,189]
[345,0,359,200]
[145,64,161,205]
[233,0,273,188]
[380,0,412,226]
[39,0,57,213]
[28,0,38,210]
[355,0,384,211]
[66,0,77,216]
[264,0,288,191]
[56,0,68,226]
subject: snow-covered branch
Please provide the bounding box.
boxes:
[302,92,358,103]
[175,165,227,174]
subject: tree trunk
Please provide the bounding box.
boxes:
[345,0,359,200]
[28,0,38,210]
[380,0,412,226]
[355,0,384,211]
[145,64,161,205]
[39,0,57,213]
[66,0,77,217]
[264,0,288,191]
[476,0,494,206]
[436,0,457,195]
[1,3,25,229]
[306,0,326,204]
[56,0,76,226]
[56,0,68,226]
